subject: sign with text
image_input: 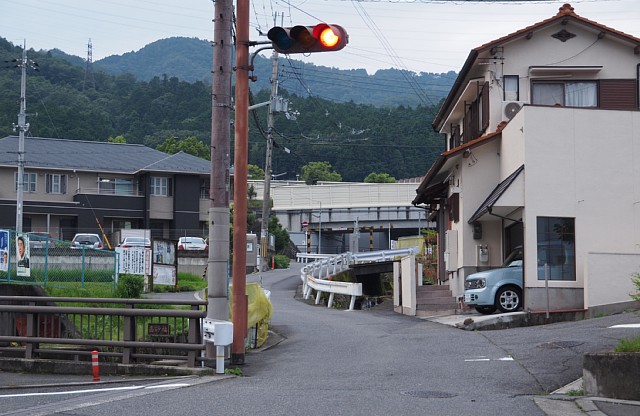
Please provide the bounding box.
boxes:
[153,264,177,286]
[0,230,8,272]
[116,247,151,275]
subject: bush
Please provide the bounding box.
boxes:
[614,336,640,352]
[273,254,290,269]
[115,274,145,298]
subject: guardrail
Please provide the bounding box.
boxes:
[0,296,207,367]
[300,247,418,311]
[296,253,332,263]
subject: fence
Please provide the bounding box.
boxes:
[0,230,118,290]
[0,296,207,367]
[300,247,419,311]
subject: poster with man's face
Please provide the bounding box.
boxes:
[16,232,30,277]
[0,230,8,272]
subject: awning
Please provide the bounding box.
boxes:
[468,165,524,223]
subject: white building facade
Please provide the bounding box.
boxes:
[413,3,640,315]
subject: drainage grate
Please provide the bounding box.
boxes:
[402,390,457,399]
[538,340,584,349]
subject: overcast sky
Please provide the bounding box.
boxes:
[1,0,639,75]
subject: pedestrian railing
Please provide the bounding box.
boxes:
[300,247,418,311]
[0,296,207,367]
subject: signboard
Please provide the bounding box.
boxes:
[116,247,151,275]
[16,232,30,277]
[152,239,177,286]
[0,230,8,272]
[153,240,175,265]
[153,264,177,286]
[302,221,308,229]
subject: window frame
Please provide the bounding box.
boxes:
[531,80,598,108]
[503,75,520,101]
[46,173,67,194]
[150,176,173,197]
[14,172,37,193]
[536,216,576,281]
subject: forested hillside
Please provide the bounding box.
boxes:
[0,37,445,182]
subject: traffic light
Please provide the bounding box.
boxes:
[267,24,348,54]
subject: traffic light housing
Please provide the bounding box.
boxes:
[267,24,348,54]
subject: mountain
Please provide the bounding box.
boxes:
[51,37,455,108]
[0,36,445,182]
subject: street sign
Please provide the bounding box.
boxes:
[302,221,308,229]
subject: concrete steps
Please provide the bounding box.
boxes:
[415,285,459,317]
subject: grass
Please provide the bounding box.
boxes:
[566,388,584,397]
[614,336,640,352]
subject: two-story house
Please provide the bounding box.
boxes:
[413,4,640,316]
[0,136,214,243]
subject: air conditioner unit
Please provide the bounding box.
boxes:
[501,101,526,121]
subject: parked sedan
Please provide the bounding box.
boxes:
[177,237,208,251]
[119,236,151,248]
[71,233,104,249]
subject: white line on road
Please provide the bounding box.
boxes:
[464,356,514,362]
[0,383,190,398]
[609,323,640,328]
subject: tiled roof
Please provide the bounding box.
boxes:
[474,3,640,54]
[0,136,210,175]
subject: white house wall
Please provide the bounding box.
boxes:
[519,106,640,310]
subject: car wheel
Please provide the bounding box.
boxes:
[495,286,522,313]
[475,305,497,315]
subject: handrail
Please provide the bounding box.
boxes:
[300,247,418,311]
[0,296,207,367]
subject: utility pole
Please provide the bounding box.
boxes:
[14,41,30,234]
[231,0,250,365]
[260,51,279,272]
[207,0,233,360]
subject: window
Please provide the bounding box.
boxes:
[532,81,597,107]
[46,174,67,194]
[151,177,173,196]
[200,179,210,200]
[536,217,575,281]
[503,75,519,101]
[15,172,37,193]
[99,177,134,195]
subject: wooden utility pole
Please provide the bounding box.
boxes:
[207,0,233,358]
[231,0,250,365]
[260,51,279,272]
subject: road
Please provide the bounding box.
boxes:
[2,262,639,416]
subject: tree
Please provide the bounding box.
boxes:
[269,215,290,252]
[107,135,126,144]
[301,161,342,185]
[364,172,396,183]
[248,164,265,180]
[157,136,210,160]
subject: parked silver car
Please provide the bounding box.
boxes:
[177,237,208,251]
[463,247,523,315]
[71,233,104,249]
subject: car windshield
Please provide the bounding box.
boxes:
[502,247,523,267]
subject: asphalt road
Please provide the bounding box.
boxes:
[2,263,640,416]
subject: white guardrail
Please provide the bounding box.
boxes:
[299,247,418,311]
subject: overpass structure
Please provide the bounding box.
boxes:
[248,180,433,254]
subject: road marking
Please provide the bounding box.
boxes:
[0,383,190,398]
[465,356,513,362]
[609,324,640,329]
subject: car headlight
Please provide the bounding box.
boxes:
[465,278,486,289]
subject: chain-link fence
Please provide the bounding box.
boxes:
[0,230,118,290]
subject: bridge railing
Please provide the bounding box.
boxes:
[0,296,207,368]
[300,247,418,311]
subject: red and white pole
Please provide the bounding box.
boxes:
[91,350,100,382]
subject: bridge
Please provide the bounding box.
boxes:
[249,180,432,254]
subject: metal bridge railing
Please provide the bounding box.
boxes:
[0,296,207,367]
[300,247,418,310]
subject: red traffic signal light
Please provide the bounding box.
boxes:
[267,24,348,54]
